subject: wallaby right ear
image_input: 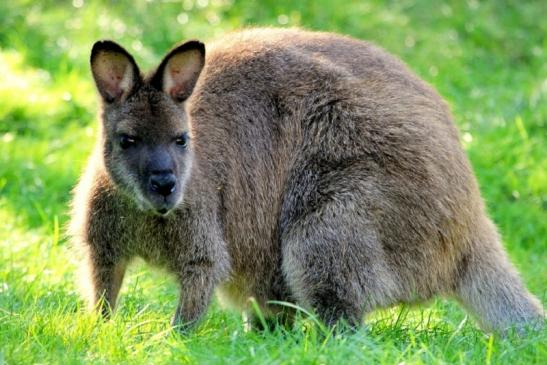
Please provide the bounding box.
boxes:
[150,40,205,102]
[90,40,141,103]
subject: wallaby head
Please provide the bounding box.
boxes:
[90,40,205,215]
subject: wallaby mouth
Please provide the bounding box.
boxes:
[148,197,179,216]
[144,188,180,216]
[149,203,176,217]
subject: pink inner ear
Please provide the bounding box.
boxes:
[170,87,186,100]
[167,68,188,99]
[104,72,124,98]
[92,51,134,101]
[162,49,203,101]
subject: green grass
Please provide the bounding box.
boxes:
[1,0,546,363]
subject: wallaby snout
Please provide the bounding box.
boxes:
[149,172,176,196]
[148,171,177,214]
[144,148,179,214]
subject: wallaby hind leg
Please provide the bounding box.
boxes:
[281,206,396,327]
[455,220,544,333]
[282,229,365,327]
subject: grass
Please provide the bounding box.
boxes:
[0,0,545,363]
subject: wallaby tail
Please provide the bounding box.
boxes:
[454,219,544,333]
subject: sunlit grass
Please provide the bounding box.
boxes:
[0,0,545,363]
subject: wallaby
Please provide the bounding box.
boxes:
[70,28,543,333]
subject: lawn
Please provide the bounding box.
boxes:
[0,0,545,364]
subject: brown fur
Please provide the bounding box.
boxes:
[70,28,543,332]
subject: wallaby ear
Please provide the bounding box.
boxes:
[151,40,205,102]
[90,40,141,103]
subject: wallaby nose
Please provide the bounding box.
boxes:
[149,172,176,197]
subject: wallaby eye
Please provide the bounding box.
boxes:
[119,134,137,149]
[175,133,189,148]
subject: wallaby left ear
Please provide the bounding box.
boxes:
[151,40,205,102]
[90,40,141,103]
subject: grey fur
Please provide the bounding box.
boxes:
[70,28,544,333]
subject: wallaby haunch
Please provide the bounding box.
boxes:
[70,28,543,333]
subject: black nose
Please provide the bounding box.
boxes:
[149,172,176,197]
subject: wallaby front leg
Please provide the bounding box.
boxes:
[171,263,216,331]
[170,191,230,332]
[85,249,127,318]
